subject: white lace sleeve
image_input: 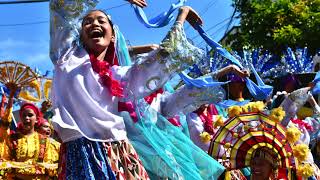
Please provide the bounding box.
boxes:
[49,0,99,64]
[122,22,207,100]
[160,85,225,118]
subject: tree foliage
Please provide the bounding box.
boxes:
[226,0,320,54]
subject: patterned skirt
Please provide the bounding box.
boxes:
[58,138,149,180]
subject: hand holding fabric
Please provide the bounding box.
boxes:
[128,0,147,8]
[177,6,203,28]
[185,7,203,28]
[235,68,250,79]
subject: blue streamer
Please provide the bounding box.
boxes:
[133,0,187,28]
[312,71,320,95]
[133,4,273,100]
[313,71,320,83]
[245,64,273,100]
[194,24,243,68]
[179,72,229,88]
[216,99,250,108]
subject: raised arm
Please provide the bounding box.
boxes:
[49,0,147,64]
[127,0,147,7]
[213,65,250,79]
[129,44,159,56]
[160,84,225,118]
[49,0,99,63]
[176,6,203,28]
[121,6,208,100]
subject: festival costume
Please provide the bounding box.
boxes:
[50,0,225,179]
[186,104,222,151]
[124,28,227,178]
[208,98,320,179]
[0,128,12,178]
[125,86,225,179]
[8,131,60,179]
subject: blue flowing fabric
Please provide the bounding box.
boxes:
[63,138,116,180]
[245,64,273,100]
[179,71,229,88]
[312,71,320,95]
[181,23,273,100]
[123,100,225,180]
[114,25,132,66]
[133,0,187,28]
[114,19,225,179]
[194,24,243,68]
[216,99,250,109]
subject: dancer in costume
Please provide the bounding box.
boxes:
[124,63,247,179]
[36,117,54,138]
[0,93,14,179]
[9,103,60,179]
[50,0,226,179]
[278,84,320,127]
[186,65,250,152]
[0,93,12,162]
[209,98,320,179]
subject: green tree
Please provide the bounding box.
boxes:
[226,0,320,54]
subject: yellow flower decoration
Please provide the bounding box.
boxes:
[297,164,314,178]
[251,101,265,113]
[227,106,242,117]
[214,115,224,128]
[199,132,211,143]
[269,107,286,123]
[241,102,265,113]
[224,143,231,148]
[286,126,301,144]
[242,104,250,113]
[293,144,310,162]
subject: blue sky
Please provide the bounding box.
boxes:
[0,0,238,75]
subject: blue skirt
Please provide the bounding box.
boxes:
[58,138,115,180]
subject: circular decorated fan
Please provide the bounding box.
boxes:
[208,112,297,171]
[0,61,38,99]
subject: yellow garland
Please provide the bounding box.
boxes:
[269,107,286,123]
[44,138,60,164]
[227,106,242,117]
[286,126,301,144]
[14,134,59,177]
[19,91,40,102]
[16,132,40,163]
[43,80,52,100]
[297,164,314,178]
[199,132,211,143]
[293,144,310,162]
[0,141,10,161]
